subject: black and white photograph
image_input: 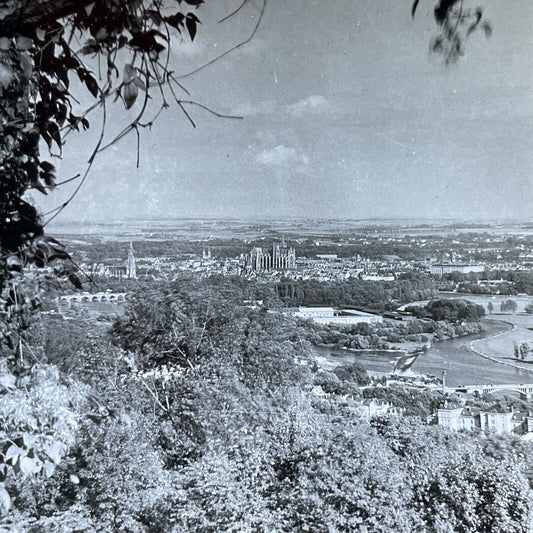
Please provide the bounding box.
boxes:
[1,0,533,531]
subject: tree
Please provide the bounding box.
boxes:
[519,343,530,361]
[501,299,518,313]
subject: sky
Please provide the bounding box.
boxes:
[36,0,533,224]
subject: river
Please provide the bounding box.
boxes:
[312,318,533,386]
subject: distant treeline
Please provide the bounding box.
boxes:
[275,276,437,311]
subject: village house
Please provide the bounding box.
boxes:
[437,405,533,435]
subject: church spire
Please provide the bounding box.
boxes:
[126,240,137,278]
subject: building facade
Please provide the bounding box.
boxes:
[294,306,383,325]
[437,406,533,434]
[246,242,296,272]
[430,263,485,276]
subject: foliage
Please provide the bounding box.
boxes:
[0,362,86,515]
[3,276,533,531]
[276,276,437,312]
[406,298,485,322]
[501,299,518,313]
[302,312,483,352]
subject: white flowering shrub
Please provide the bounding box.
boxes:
[0,362,86,513]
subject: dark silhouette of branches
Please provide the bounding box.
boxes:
[177,0,266,79]
[412,0,492,64]
[0,0,260,294]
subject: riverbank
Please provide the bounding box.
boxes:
[467,314,533,374]
[313,318,530,386]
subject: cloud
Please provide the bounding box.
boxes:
[170,36,207,58]
[288,95,331,117]
[256,145,309,168]
[233,95,332,117]
[232,101,276,117]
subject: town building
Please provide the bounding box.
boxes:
[89,241,137,279]
[202,244,212,261]
[430,263,485,275]
[245,240,296,272]
[436,405,533,435]
[359,399,403,419]
[294,306,383,325]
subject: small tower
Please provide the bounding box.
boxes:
[126,241,137,279]
[288,246,296,269]
[202,244,212,261]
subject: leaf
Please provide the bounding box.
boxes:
[146,9,163,25]
[19,52,33,80]
[482,21,492,38]
[123,82,139,110]
[43,461,55,478]
[466,22,478,37]
[186,13,200,41]
[165,13,185,31]
[0,485,11,514]
[43,235,62,246]
[4,445,21,462]
[0,63,14,88]
[32,181,47,195]
[123,63,135,84]
[44,440,63,464]
[15,36,33,51]
[434,0,459,25]
[84,74,99,98]
[411,0,420,18]
[133,77,146,91]
[6,255,22,272]
[48,251,70,262]
[40,161,56,173]
[19,456,40,476]
[78,39,99,55]
[36,28,46,41]
[47,122,62,149]
[22,433,38,449]
[68,273,83,290]
[0,373,16,390]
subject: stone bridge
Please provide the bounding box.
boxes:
[449,383,533,400]
[57,292,128,306]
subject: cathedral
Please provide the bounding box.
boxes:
[246,239,296,272]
